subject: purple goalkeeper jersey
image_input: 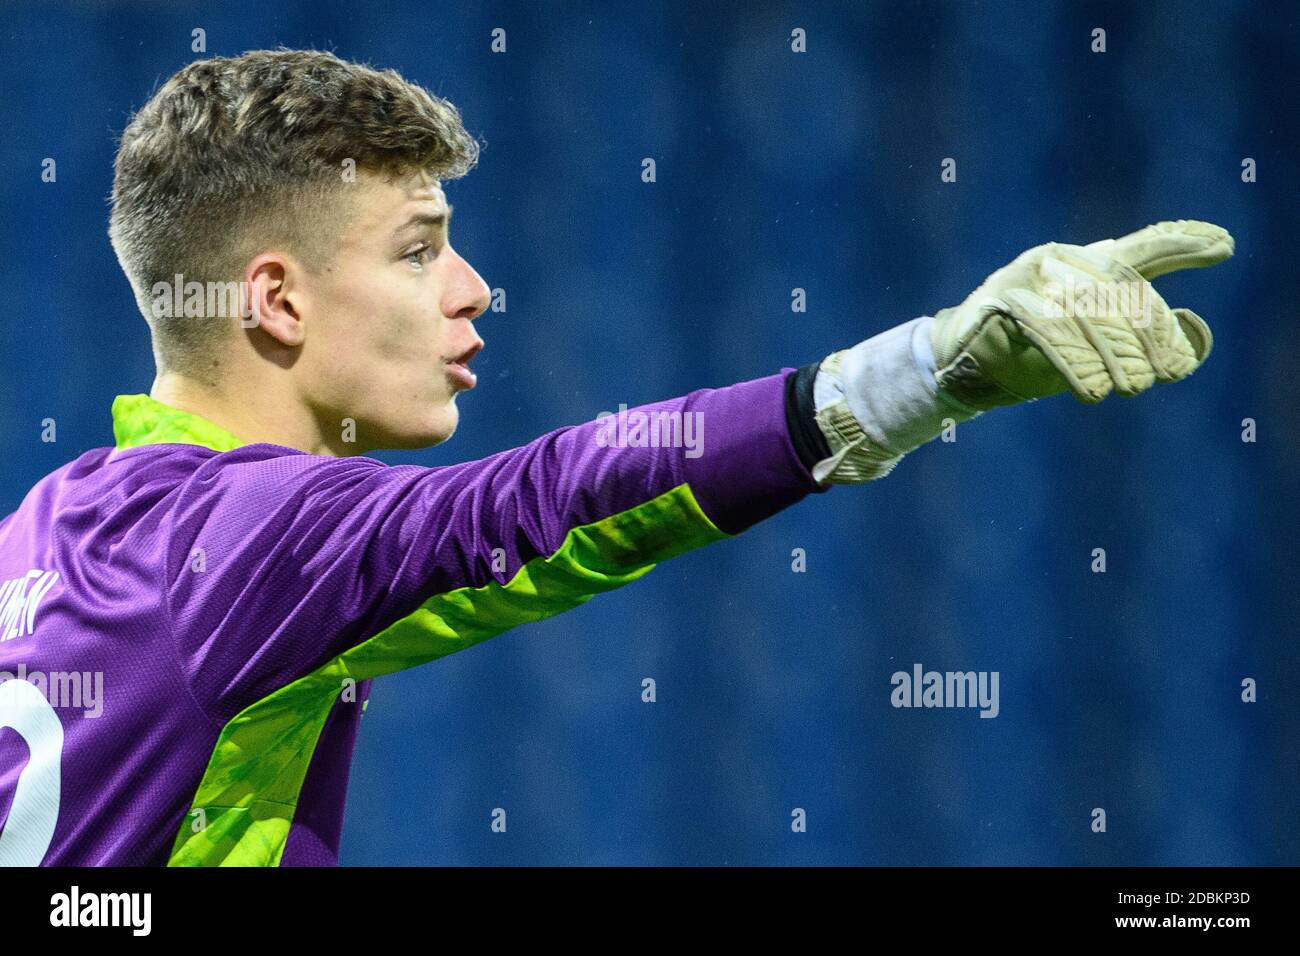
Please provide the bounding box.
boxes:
[0,371,826,865]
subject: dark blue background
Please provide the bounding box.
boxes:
[1,1,1295,864]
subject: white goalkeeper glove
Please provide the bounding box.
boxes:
[812,220,1234,484]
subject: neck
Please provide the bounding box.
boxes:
[150,370,344,457]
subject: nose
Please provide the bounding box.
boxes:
[444,249,492,322]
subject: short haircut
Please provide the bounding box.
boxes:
[109,49,479,373]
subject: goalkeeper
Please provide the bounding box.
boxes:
[0,49,1232,866]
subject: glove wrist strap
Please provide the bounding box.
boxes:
[812,317,980,484]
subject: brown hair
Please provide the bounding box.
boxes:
[109,48,479,371]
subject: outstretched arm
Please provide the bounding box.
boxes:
[166,368,827,721]
[166,219,1233,722]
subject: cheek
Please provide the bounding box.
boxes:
[303,268,454,426]
[320,272,438,364]
[371,312,445,389]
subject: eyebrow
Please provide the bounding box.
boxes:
[392,204,454,239]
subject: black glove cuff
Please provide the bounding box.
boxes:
[784,361,833,474]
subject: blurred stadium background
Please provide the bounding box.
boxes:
[0,0,1296,864]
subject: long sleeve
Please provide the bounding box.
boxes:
[160,369,829,722]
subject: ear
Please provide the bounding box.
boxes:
[244,252,306,348]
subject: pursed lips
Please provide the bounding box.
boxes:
[444,341,483,390]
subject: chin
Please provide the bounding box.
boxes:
[382,401,459,450]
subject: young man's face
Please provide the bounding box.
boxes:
[292,168,490,452]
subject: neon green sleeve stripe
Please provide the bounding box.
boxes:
[168,482,729,865]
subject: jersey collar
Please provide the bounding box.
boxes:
[111,393,249,452]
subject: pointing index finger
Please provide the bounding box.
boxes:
[1085,219,1235,280]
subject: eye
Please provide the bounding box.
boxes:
[404,243,437,269]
